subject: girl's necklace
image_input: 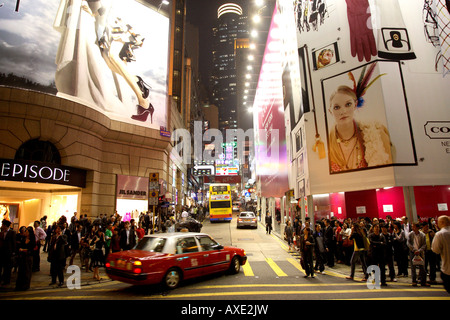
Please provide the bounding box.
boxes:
[338,138,360,170]
[336,127,356,146]
[336,122,357,146]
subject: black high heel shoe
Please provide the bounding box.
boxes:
[136,76,151,99]
[131,104,154,123]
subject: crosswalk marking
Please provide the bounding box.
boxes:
[287,257,306,275]
[242,259,254,276]
[241,257,364,281]
[265,258,288,277]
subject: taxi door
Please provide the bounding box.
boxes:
[196,235,230,274]
[174,236,205,279]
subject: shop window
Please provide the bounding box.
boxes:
[15,139,61,164]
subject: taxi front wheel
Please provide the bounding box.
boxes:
[163,268,182,289]
[229,256,240,274]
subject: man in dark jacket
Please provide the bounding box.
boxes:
[313,223,327,274]
[381,223,397,282]
[0,219,16,286]
[120,221,136,251]
[265,211,272,234]
[48,224,68,287]
[324,219,335,267]
[368,224,387,286]
[69,223,84,266]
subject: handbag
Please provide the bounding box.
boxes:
[343,238,354,247]
[363,236,370,251]
[412,255,424,266]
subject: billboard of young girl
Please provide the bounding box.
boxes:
[321,61,416,174]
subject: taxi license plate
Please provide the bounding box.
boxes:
[117,259,132,270]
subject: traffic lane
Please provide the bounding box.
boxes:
[203,216,293,263]
[4,276,449,301]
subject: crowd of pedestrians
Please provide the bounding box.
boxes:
[287,214,450,292]
[0,205,202,291]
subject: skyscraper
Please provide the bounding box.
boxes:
[211,2,248,132]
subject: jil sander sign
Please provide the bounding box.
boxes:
[0,159,86,188]
[116,175,148,200]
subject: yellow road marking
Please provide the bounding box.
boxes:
[148,288,449,299]
[266,258,287,277]
[194,282,386,289]
[242,260,254,276]
[287,257,306,275]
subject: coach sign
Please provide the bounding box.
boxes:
[0,159,86,188]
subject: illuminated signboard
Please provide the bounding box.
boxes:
[214,142,239,176]
[116,174,148,200]
[252,3,289,197]
[0,0,169,129]
[216,167,239,176]
[0,159,86,188]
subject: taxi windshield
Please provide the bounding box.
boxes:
[135,237,167,252]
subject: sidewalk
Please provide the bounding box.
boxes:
[267,221,445,287]
[1,227,444,292]
[0,250,111,292]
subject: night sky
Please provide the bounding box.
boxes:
[185,0,248,86]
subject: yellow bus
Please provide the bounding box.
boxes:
[208,183,232,222]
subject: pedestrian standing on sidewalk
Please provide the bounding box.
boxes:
[341,222,353,265]
[432,215,450,293]
[324,219,335,267]
[346,223,368,281]
[381,223,397,282]
[80,232,92,272]
[284,220,294,252]
[407,222,429,287]
[313,223,327,274]
[33,220,46,272]
[265,211,272,235]
[422,222,437,285]
[335,220,344,264]
[367,224,387,286]
[393,221,409,277]
[69,223,84,266]
[48,224,68,287]
[13,226,26,273]
[104,223,113,259]
[0,219,16,287]
[15,226,35,291]
[300,227,315,278]
[90,229,105,281]
[43,222,55,253]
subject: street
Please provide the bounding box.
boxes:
[1,216,449,303]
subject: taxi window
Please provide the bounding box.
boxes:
[197,236,219,251]
[175,237,199,254]
[135,237,166,252]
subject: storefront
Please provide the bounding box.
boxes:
[310,186,450,222]
[0,159,86,230]
[115,174,149,221]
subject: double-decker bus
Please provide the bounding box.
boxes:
[208,183,232,222]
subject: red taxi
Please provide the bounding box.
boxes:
[105,232,247,289]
